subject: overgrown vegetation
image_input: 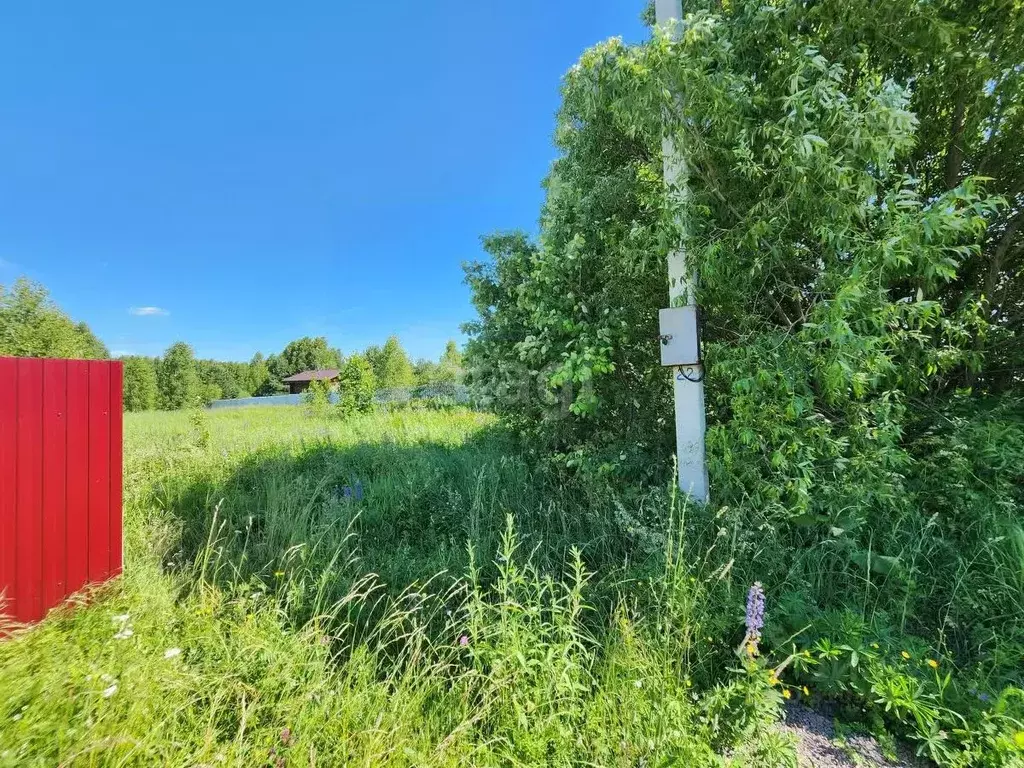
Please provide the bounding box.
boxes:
[3,408,796,766]
[3,0,1022,763]
[0,278,109,359]
[462,0,1024,762]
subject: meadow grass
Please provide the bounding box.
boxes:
[0,406,790,767]
[5,403,1022,766]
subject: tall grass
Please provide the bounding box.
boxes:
[0,407,789,767]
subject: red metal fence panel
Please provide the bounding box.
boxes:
[0,357,123,625]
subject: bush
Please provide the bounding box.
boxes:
[336,355,376,418]
[303,378,332,417]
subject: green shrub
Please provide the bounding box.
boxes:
[336,354,376,418]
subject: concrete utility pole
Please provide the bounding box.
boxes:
[655,0,709,503]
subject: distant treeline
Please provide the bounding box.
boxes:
[0,277,463,412]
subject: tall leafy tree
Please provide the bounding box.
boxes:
[465,0,1004,492]
[122,356,159,412]
[435,340,464,384]
[196,359,244,400]
[0,278,108,359]
[413,358,439,386]
[158,342,201,410]
[277,336,342,378]
[247,352,272,396]
[372,335,415,389]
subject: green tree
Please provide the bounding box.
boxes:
[196,360,243,401]
[0,278,108,359]
[121,356,158,412]
[337,354,377,417]
[74,322,110,359]
[464,0,1002,494]
[372,336,415,389]
[247,352,273,396]
[303,378,332,417]
[434,339,464,384]
[158,342,201,410]
[278,336,342,378]
[413,358,439,386]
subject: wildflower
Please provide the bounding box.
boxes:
[743,582,766,658]
[112,613,130,624]
[102,684,118,699]
[782,688,792,699]
[979,692,991,703]
[634,680,643,688]
[745,582,766,644]
[354,480,364,501]
[768,672,779,686]
[280,727,292,745]
[274,571,285,578]
[459,635,469,647]
[927,659,939,669]
[342,485,352,498]
[113,627,134,640]
[901,650,911,660]
[802,686,810,696]
[164,648,182,659]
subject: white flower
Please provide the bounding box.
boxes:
[112,614,130,624]
[163,647,182,659]
[113,628,134,640]
[634,680,643,688]
[102,684,118,698]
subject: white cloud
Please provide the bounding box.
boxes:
[129,306,169,317]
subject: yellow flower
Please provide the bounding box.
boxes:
[802,686,810,696]
[768,673,779,686]
[782,688,792,699]
[927,659,939,669]
[901,650,911,660]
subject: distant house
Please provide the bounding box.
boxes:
[281,368,340,394]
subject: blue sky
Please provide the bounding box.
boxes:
[0,2,647,362]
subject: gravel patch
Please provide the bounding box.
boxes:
[780,702,930,768]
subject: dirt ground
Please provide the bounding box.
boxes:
[781,703,931,768]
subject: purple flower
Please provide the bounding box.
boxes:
[745,582,766,645]
[354,480,364,501]
[280,727,292,745]
[342,485,352,498]
[459,635,469,647]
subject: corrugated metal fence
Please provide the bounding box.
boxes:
[0,357,124,625]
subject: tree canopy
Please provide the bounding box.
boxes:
[122,356,159,412]
[0,278,109,359]
[158,342,201,410]
[367,335,415,389]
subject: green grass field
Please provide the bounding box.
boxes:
[0,406,791,767]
